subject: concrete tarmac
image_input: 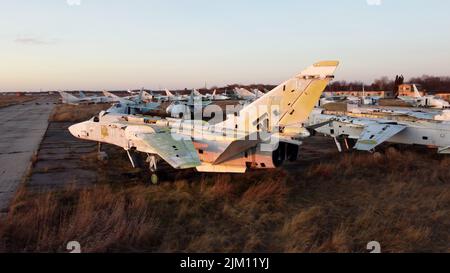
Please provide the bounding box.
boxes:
[0,97,55,212]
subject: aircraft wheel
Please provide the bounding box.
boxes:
[150,173,159,185]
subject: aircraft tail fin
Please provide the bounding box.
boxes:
[59,91,79,103]
[234,87,255,98]
[137,88,145,103]
[413,84,422,98]
[103,90,120,99]
[193,89,202,96]
[78,91,86,98]
[212,89,217,96]
[225,61,339,132]
[141,91,153,101]
[165,89,174,97]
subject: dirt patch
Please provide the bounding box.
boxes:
[26,122,98,192]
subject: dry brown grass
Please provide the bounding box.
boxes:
[0,186,158,252]
[0,146,449,253]
[49,104,111,122]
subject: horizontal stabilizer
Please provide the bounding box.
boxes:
[438,146,450,154]
[355,123,406,151]
[213,140,260,165]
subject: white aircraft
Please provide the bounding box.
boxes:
[307,107,450,154]
[103,90,153,103]
[166,90,212,118]
[163,89,188,102]
[69,61,339,183]
[204,89,230,101]
[105,89,161,115]
[319,94,360,106]
[398,84,450,109]
[59,91,115,105]
[127,89,141,96]
[253,89,265,98]
[233,87,258,100]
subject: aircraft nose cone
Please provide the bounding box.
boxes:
[68,124,81,138]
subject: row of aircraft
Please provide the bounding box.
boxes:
[60,87,269,120]
[60,87,268,105]
[320,84,449,109]
[67,61,450,184]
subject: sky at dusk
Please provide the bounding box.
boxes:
[1,0,450,91]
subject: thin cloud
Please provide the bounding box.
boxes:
[14,37,58,45]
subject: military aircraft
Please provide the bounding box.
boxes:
[188,89,230,101]
[166,90,213,118]
[204,89,230,101]
[127,89,141,96]
[59,91,116,105]
[163,89,188,102]
[78,91,87,98]
[233,87,258,100]
[106,89,161,115]
[398,84,450,109]
[103,90,153,103]
[307,107,450,154]
[319,94,361,106]
[69,61,339,183]
[253,89,265,98]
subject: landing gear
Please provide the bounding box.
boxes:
[146,155,159,185]
[333,137,356,153]
[150,173,159,185]
[97,142,108,161]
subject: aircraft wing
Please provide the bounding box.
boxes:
[354,123,406,151]
[137,132,201,169]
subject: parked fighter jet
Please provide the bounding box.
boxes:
[69,61,339,183]
[319,95,360,106]
[233,87,258,100]
[166,90,212,118]
[253,89,265,98]
[398,84,450,109]
[191,89,230,101]
[59,91,115,105]
[307,107,450,154]
[204,89,230,101]
[127,89,141,96]
[106,89,160,115]
[163,89,188,102]
[103,90,153,103]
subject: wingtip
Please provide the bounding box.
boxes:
[314,60,340,67]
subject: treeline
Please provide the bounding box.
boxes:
[327,75,450,92]
[409,75,450,92]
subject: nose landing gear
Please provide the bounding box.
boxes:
[126,149,161,185]
[146,155,159,185]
